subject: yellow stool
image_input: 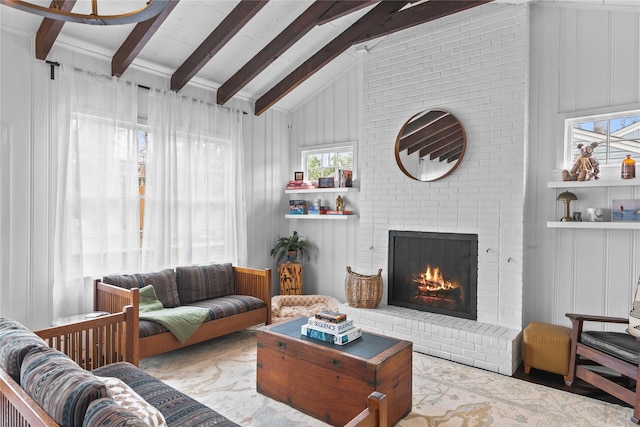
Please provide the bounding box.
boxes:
[523,322,572,382]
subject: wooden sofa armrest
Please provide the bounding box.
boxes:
[233,267,272,324]
[344,391,388,427]
[565,312,629,345]
[94,280,139,314]
[566,313,628,324]
[0,367,58,427]
[36,305,138,367]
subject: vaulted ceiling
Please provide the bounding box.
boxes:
[0,0,494,115]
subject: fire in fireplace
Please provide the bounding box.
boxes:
[388,230,478,320]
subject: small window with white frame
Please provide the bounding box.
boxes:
[565,109,640,172]
[301,143,355,185]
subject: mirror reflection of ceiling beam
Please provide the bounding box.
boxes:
[429,136,463,160]
[395,109,466,182]
[438,144,463,163]
[399,113,457,152]
[413,128,463,156]
[402,110,448,136]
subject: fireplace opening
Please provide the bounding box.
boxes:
[388,230,478,320]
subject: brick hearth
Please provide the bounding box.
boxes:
[340,304,523,376]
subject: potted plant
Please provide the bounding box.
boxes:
[270,231,312,264]
[271,231,312,295]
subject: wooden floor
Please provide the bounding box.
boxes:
[513,362,631,408]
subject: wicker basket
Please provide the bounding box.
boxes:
[344,266,383,308]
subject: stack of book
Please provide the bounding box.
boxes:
[286,180,317,190]
[301,310,361,345]
[289,200,307,214]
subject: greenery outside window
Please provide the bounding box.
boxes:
[301,143,355,183]
[565,109,640,169]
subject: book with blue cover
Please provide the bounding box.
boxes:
[301,324,361,345]
[308,317,354,334]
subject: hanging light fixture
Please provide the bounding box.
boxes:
[0,0,171,25]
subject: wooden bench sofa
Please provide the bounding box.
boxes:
[0,307,136,426]
[0,308,387,427]
[94,264,272,365]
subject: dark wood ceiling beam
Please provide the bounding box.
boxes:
[417,133,458,158]
[35,0,77,60]
[255,1,407,116]
[353,0,493,45]
[317,0,378,25]
[216,1,338,106]
[429,136,463,160]
[399,114,458,152]
[171,0,268,92]
[434,143,463,162]
[407,127,461,155]
[402,110,448,137]
[111,0,179,77]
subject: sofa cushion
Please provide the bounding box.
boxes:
[137,296,266,338]
[188,295,266,320]
[21,346,108,427]
[104,269,180,308]
[175,263,235,303]
[93,362,239,426]
[0,318,48,383]
[97,376,167,427]
[83,398,148,427]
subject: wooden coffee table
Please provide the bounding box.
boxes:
[256,317,412,426]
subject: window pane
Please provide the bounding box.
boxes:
[568,111,640,167]
[302,145,354,183]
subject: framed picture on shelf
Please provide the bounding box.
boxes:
[318,177,335,188]
[612,199,640,222]
[294,171,304,181]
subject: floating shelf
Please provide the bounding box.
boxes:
[285,214,358,220]
[285,187,359,194]
[547,180,640,188]
[547,221,640,229]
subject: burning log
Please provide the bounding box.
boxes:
[413,266,461,302]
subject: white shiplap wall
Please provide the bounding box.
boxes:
[526,4,640,327]
[285,64,363,300]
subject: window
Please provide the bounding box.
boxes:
[565,110,640,167]
[301,143,355,183]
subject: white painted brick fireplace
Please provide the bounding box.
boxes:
[352,3,528,375]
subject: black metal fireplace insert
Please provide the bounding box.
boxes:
[388,230,478,320]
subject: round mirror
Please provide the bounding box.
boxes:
[395,109,466,182]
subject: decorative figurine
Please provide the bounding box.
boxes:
[336,195,344,212]
[562,142,600,181]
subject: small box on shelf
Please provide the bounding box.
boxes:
[289,200,307,214]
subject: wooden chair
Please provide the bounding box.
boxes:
[565,312,640,423]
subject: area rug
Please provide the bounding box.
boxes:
[139,328,634,426]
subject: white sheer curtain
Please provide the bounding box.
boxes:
[53,68,140,319]
[142,90,247,270]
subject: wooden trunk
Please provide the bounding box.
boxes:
[278,262,303,295]
[256,317,412,426]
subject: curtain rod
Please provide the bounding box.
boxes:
[137,84,248,115]
[49,62,248,115]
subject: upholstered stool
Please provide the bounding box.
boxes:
[523,322,572,382]
[271,294,341,323]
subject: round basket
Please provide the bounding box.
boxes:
[344,266,383,308]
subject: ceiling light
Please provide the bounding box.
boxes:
[0,0,171,25]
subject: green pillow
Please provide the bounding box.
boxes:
[139,285,164,313]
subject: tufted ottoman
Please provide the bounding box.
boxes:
[523,322,572,382]
[271,294,342,323]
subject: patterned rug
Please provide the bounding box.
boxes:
[139,328,634,426]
